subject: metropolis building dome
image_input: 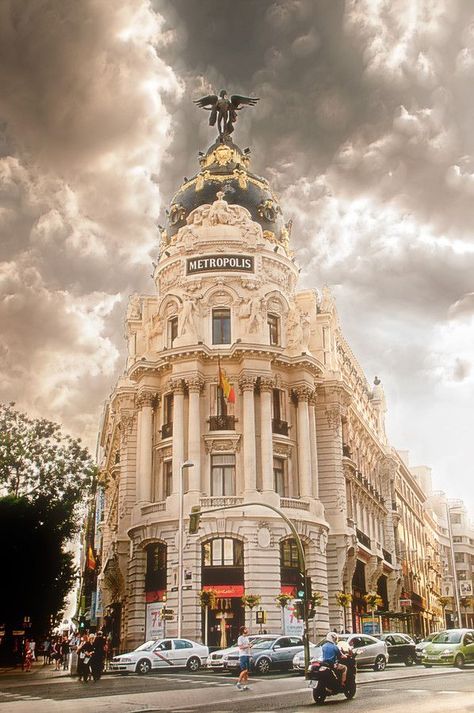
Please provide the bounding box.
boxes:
[94,98,412,653]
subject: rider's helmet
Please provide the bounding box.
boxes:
[326,632,338,643]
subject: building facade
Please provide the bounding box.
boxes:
[93,132,459,650]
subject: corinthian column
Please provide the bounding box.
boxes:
[187,376,203,493]
[259,377,274,493]
[309,394,319,498]
[293,385,313,499]
[136,390,156,503]
[239,374,257,494]
[171,379,185,494]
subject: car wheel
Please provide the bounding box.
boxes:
[373,655,386,672]
[255,657,271,675]
[405,654,414,666]
[136,659,151,675]
[187,656,201,672]
[423,664,432,668]
[454,654,465,669]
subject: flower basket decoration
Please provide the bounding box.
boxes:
[242,593,261,610]
[363,592,383,611]
[335,591,352,608]
[437,596,451,609]
[198,589,217,609]
[275,593,293,609]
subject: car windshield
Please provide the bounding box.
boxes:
[251,639,277,650]
[432,631,462,644]
[135,641,158,651]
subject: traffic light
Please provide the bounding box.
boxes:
[293,599,304,620]
[189,506,201,534]
[79,616,86,631]
[296,572,312,600]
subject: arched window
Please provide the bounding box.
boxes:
[202,538,243,567]
[145,542,167,593]
[280,538,304,594]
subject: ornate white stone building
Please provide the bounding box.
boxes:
[95,135,417,650]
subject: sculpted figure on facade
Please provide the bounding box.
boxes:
[186,191,255,231]
[286,304,304,352]
[178,293,200,340]
[127,293,142,320]
[144,312,163,351]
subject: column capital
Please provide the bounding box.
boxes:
[259,375,275,393]
[292,384,314,402]
[136,389,158,409]
[169,377,186,395]
[239,373,257,392]
[186,375,205,393]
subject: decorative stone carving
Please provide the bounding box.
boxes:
[137,391,157,409]
[292,384,314,402]
[273,443,292,457]
[239,294,265,333]
[186,376,205,393]
[319,529,328,555]
[259,376,275,392]
[127,293,142,320]
[119,412,135,444]
[169,378,186,395]
[144,312,163,350]
[204,435,241,454]
[257,524,272,549]
[238,374,257,392]
[158,446,172,462]
[325,405,342,434]
[169,203,186,226]
[159,261,182,291]
[186,191,255,229]
[319,284,335,313]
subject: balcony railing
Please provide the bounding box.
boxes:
[356,528,371,549]
[280,498,310,511]
[272,419,289,436]
[161,422,173,439]
[141,501,166,516]
[200,496,243,508]
[382,549,393,564]
[209,415,236,431]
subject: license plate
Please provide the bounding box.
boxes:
[308,680,318,688]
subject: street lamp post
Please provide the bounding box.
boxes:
[178,461,194,638]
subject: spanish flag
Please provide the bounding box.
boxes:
[87,545,97,571]
[219,364,236,404]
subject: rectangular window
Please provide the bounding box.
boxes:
[272,389,282,421]
[268,313,280,345]
[168,317,178,347]
[274,457,287,496]
[211,454,235,496]
[164,460,173,498]
[212,308,231,344]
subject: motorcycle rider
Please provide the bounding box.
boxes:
[321,632,347,687]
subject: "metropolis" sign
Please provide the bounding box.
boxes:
[186,254,254,275]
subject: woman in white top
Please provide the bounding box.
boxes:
[236,626,251,690]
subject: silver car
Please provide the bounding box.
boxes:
[293,634,388,673]
[207,635,277,671]
[249,635,304,674]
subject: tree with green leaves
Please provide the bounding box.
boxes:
[0,403,96,659]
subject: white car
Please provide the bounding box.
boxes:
[111,638,209,675]
[292,634,389,672]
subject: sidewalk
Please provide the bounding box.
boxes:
[0,659,70,680]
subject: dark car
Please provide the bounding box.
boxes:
[376,633,417,666]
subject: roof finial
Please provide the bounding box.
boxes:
[194,90,259,138]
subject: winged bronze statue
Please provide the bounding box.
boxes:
[194,90,259,137]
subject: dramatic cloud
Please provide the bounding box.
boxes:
[1,0,472,511]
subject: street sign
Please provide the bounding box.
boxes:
[399,598,412,607]
[256,610,266,624]
[162,614,175,621]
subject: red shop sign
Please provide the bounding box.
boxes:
[281,586,296,596]
[203,585,244,598]
[146,590,166,603]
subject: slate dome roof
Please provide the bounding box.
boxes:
[163,136,289,249]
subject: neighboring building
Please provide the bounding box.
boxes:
[448,499,474,627]
[93,130,465,650]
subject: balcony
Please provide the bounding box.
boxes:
[382,548,393,564]
[356,528,371,549]
[161,422,173,439]
[209,415,236,431]
[141,501,166,516]
[272,419,289,436]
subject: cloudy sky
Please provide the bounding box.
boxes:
[1,0,472,513]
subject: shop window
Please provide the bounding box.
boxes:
[202,538,243,567]
[274,457,287,496]
[212,308,231,344]
[211,454,235,496]
[268,313,280,346]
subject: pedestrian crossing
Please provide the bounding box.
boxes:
[0,691,43,701]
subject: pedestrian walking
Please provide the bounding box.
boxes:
[51,638,62,671]
[23,640,33,672]
[42,638,51,664]
[76,634,94,682]
[61,636,70,670]
[29,638,36,662]
[90,631,106,681]
[235,626,251,691]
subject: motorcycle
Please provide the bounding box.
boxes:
[308,651,357,705]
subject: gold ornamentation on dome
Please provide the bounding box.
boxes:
[169,203,186,225]
[214,144,234,165]
[195,170,211,191]
[257,198,280,222]
[263,230,277,243]
[233,169,248,189]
